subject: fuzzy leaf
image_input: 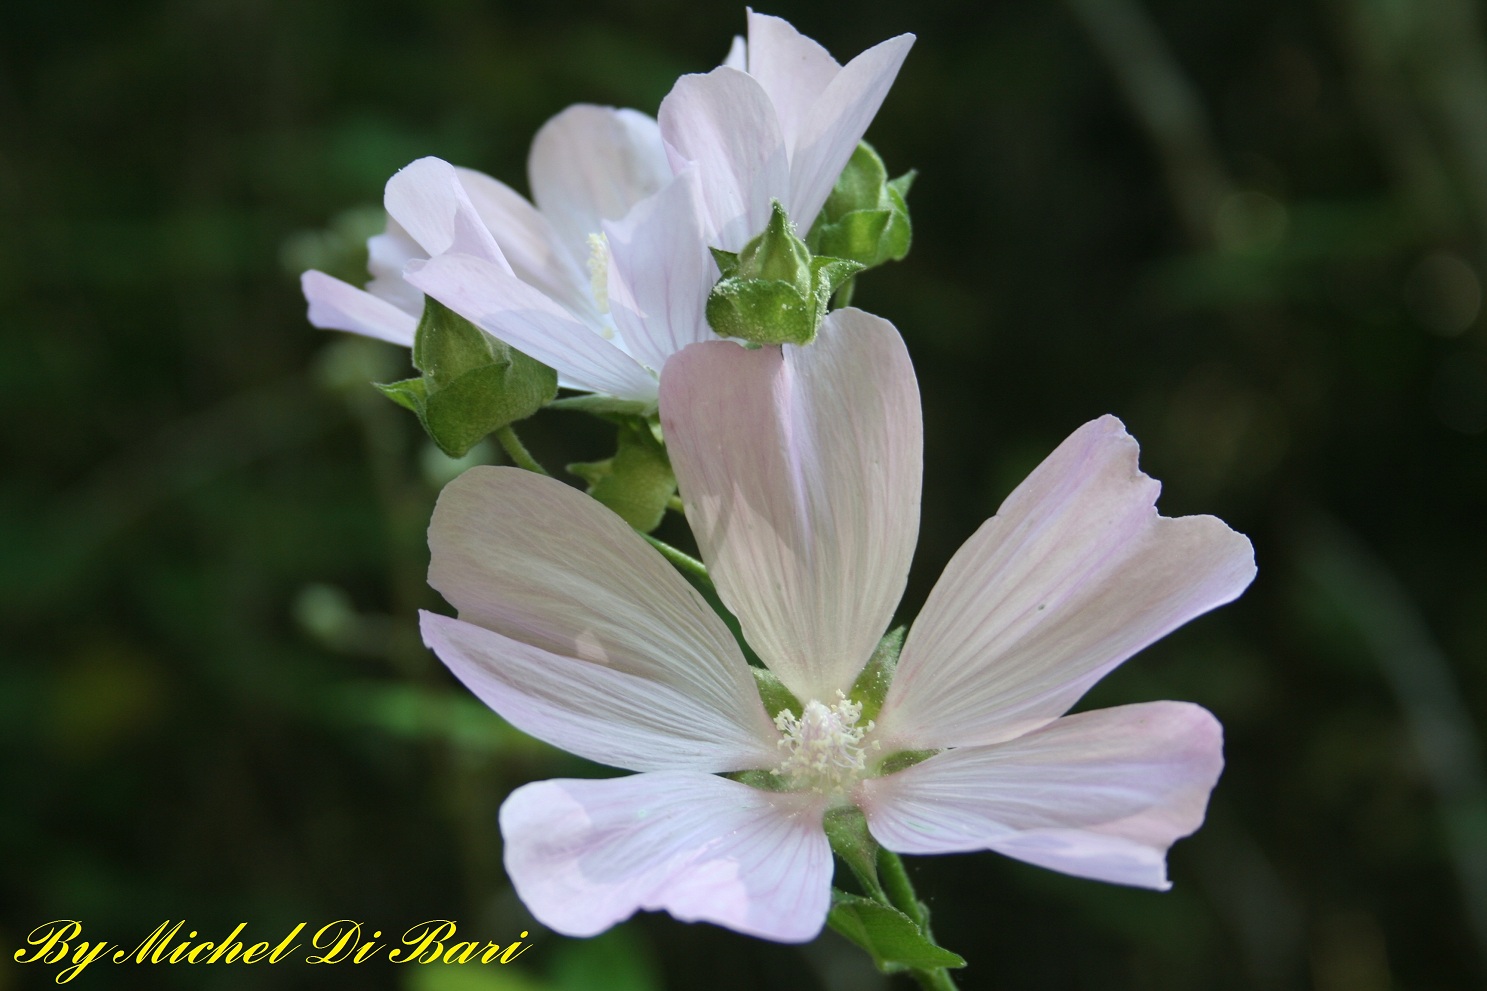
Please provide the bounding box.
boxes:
[827,891,966,973]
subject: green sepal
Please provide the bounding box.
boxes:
[810,255,866,316]
[567,419,676,533]
[374,376,426,413]
[827,890,967,974]
[710,247,741,278]
[547,394,658,418]
[877,748,939,775]
[422,359,554,458]
[706,277,815,345]
[740,200,813,290]
[808,142,915,270]
[813,209,893,266]
[888,168,917,200]
[390,297,558,457]
[751,666,802,721]
[824,807,886,901]
[850,625,906,724]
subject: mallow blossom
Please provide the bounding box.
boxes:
[660,11,914,251]
[307,13,914,403]
[419,308,1256,941]
[302,104,714,401]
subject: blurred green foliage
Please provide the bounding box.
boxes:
[2,0,1485,989]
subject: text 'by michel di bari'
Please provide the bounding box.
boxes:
[14,919,533,984]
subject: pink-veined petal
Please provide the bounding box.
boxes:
[788,33,914,233]
[661,309,922,704]
[658,67,790,250]
[405,252,658,400]
[744,11,842,157]
[422,613,775,772]
[859,702,1224,890]
[722,34,747,71]
[384,157,509,268]
[426,467,778,770]
[528,105,672,272]
[455,166,599,325]
[875,415,1256,751]
[364,219,425,315]
[604,168,715,373]
[502,773,831,941]
[300,270,418,347]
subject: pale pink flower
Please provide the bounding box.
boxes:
[420,309,1255,941]
[659,11,914,251]
[302,105,715,402]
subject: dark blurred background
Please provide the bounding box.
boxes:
[4,0,1485,988]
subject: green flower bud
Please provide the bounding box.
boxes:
[808,142,915,272]
[707,201,863,346]
[376,297,557,458]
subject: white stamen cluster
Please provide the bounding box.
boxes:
[774,692,877,795]
[586,232,612,317]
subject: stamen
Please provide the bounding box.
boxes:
[774,691,875,796]
[586,232,613,326]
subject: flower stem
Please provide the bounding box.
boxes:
[494,425,549,476]
[878,850,961,991]
[642,535,716,597]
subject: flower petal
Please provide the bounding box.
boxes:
[743,11,842,156]
[722,33,747,71]
[502,772,831,941]
[788,33,914,234]
[875,415,1255,750]
[528,105,672,272]
[426,466,778,770]
[661,309,922,704]
[300,270,418,347]
[455,166,599,325]
[423,613,774,772]
[363,219,425,315]
[658,67,790,250]
[858,702,1224,890]
[604,168,716,373]
[384,157,509,267]
[405,252,658,400]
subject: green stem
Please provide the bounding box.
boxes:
[666,495,685,514]
[879,850,960,991]
[494,425,549,476]
[642,535,716,597]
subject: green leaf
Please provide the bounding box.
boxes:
[827,891,967,974]
[567,419,676,532]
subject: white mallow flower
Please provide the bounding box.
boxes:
[659,11,914,251]
[302,104,716,402]
[419,308,1256,942]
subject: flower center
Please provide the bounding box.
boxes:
[773,692,877,796]
[586,232,613,326]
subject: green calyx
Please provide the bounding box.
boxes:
[706,200,863,346]
[376,297,557,458]
[808,142,915,275]
[567,418,676,533]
